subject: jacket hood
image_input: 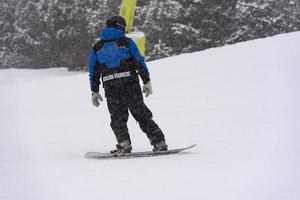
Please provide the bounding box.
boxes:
[99,27,125,41]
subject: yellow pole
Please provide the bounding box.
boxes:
[119,0,145,56]
[119,0,137,33]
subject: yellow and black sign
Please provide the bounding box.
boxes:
[119,0,146,56]
[119,0,137,33]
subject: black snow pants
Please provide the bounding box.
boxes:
[104,77,166,146]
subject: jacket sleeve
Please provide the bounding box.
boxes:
[128,38,150,84]
[88,47,101,92]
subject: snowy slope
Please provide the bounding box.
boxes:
[1,32,300,200]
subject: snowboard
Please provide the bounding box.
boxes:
[85,144,196,159]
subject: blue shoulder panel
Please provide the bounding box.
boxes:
[97,42,131,69]
[128,38,149,76]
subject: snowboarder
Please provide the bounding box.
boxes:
[88,16,168,154]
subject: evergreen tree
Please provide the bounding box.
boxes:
[229,0,300,43]
[0,0,299,69]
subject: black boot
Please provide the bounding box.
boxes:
[110,140,132,154]
[153,141,168,151]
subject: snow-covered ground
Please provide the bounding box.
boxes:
[1,32,300,200]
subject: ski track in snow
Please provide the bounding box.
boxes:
[0,32,300,200]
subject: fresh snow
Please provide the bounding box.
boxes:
[1,32,300,200]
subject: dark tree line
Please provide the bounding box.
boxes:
[0,0,299,70]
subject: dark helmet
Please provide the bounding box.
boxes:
[105,16,126,31]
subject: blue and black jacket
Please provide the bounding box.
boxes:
[88,27,150,93]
